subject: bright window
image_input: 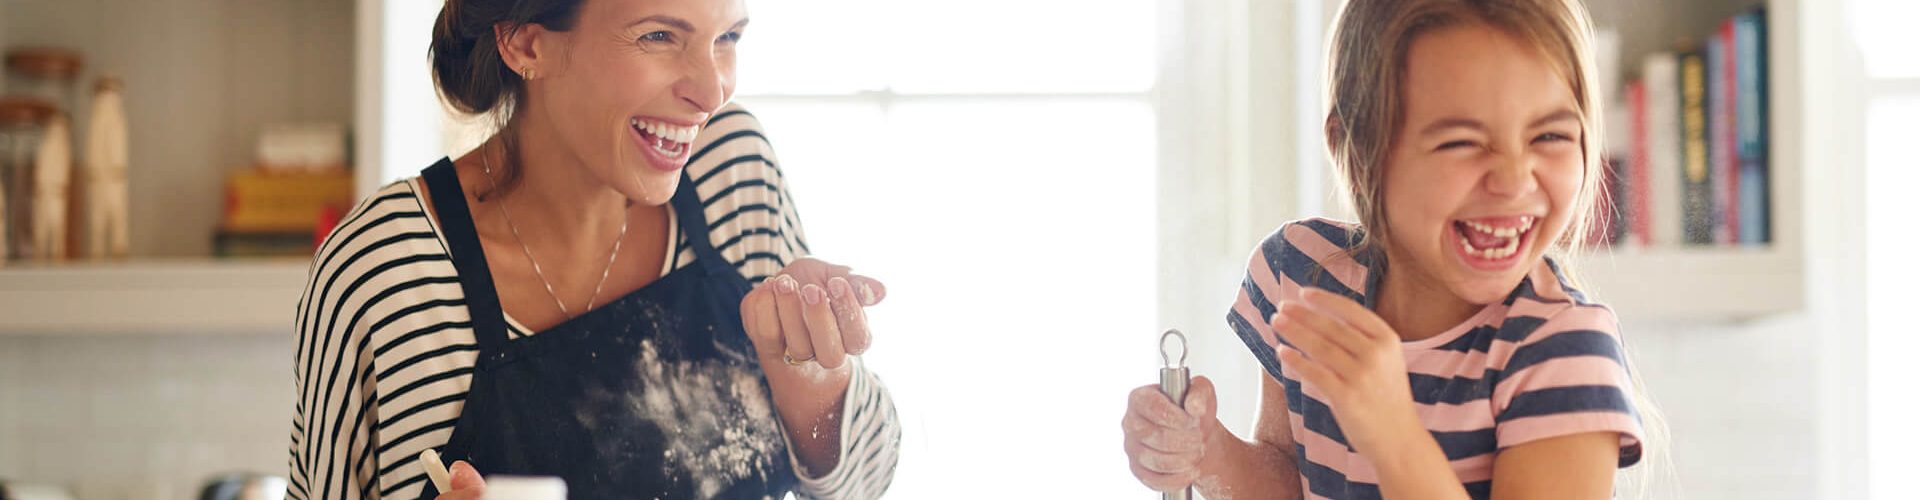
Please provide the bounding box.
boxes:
[1855,0,1920,497]
[737,1,1160,496]
[1864,95,1917,500]
[1850,0,1920,79]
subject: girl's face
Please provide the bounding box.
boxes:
[526,0,747,205]
[1380,24,1586,305]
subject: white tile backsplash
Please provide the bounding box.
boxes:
[1626,315,1825,499]
[0,334,293,500]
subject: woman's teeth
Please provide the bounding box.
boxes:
[1456,217,1535,260]
[631,118,696,157]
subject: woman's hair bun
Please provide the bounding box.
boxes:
[428,0,584,115]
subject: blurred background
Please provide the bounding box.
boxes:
[0,0,1912,498]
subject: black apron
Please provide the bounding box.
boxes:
[417,159,796,499]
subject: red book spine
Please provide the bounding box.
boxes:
[1718,19,1741,244]
[1628,82,1652,247]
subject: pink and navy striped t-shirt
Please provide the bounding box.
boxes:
[1228,218,1644,500]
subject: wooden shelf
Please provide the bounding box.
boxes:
[0,258,309,335]
[1573,246,1802,322]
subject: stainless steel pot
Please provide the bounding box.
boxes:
[197,473,286,500]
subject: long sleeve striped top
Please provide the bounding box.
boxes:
[289,103,900,499]
[1228,218,1643,500]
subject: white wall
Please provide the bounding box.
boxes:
[0,3,8,94]
[0,335,293,500]
[1627,319,1832,499]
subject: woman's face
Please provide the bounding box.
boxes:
[1379,24,1586,305]
[527,0,748,206]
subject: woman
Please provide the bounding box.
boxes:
[288,0,900,498]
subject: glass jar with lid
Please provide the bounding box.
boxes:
[4,48,84,114]
[0,97,55,261]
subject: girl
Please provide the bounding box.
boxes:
[1122,0,1645,498]
[289,0,900,498]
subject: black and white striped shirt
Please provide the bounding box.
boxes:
[289,104,900,499]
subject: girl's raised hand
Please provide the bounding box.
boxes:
[1270,288,1424,459]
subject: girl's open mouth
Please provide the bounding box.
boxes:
[1449,215,1538,271]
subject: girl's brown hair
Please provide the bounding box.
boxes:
[1323,0,1607,260]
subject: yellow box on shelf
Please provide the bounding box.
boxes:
[221,167,353,233]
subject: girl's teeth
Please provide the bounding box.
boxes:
[1459,233,1521,259]
[1458,216,1533,260]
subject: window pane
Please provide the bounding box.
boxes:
[737,0,1157,95]
[879,0,1157,94]
[748,99,1157,496]
[1851,0,1920,79]
[1867,96,1920,499]
[379,0,459,184]
[735,0,891,95]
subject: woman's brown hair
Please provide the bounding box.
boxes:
[429,0,588,198]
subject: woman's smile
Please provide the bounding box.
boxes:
[629,116,701,171]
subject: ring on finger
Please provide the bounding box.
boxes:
[784,352,814,365]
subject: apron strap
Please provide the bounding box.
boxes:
[425,161,727,356]
[422,159,513,357]
[666,169,732,274]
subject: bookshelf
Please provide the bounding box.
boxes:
[1576,0,1803,321]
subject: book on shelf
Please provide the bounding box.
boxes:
[1714,18,1741,244]
[1642,52,1685,247]
[1680,47,1714,245]
[1735,7,1770,245]
[1624,80,1651,248]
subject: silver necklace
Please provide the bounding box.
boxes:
[481,148,629,318]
